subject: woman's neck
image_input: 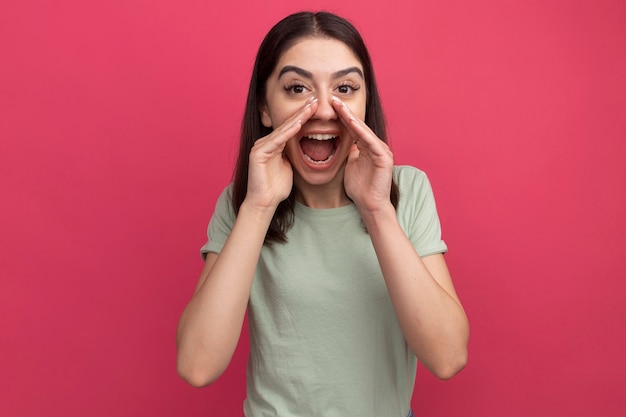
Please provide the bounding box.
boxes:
[293,178,352,209]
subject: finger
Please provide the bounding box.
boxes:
[274,97,319,141]
[347,142,360,163]
[255,97,319,154]
[331,96,388,154]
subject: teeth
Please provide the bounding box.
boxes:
[304,134,337,140]
[304,152,335,164]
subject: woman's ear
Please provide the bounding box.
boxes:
[259,102,273,128]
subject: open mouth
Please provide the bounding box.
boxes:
[299,133,339,164]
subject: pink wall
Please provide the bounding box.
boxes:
[2,0,625,416]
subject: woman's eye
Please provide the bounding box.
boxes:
[336,84,359,94]
[285,84,307,94]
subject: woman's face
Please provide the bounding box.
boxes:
[260,36,367,195]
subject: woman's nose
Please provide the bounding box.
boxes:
[311,93,337,121]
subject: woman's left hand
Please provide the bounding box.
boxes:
[332,96,394,214]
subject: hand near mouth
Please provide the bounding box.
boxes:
[332,96,395,215]
[245,97,319,212]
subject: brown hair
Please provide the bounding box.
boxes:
[232,11,399,244]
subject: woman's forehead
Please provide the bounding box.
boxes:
[276,37,363,74]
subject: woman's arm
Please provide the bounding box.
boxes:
[333,96,469,379]
[176,98,319,387]
[176,203,275,387]
[360,206,469,379]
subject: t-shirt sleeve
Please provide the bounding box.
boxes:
[394,166,448,257]
[200,184,236,260]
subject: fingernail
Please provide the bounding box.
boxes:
[306,96,317,105]
[333,96,349,110]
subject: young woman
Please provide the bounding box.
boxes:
[177,11,469,416]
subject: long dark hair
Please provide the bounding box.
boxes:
[232,11,399,244]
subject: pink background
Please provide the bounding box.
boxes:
[2,0,625,416]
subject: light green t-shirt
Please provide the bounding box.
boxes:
[201,166,447,417]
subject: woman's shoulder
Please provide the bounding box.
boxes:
[219,182,234,199]
[211,183,236,217]
[393,165,430,190]
[393,164,427,176]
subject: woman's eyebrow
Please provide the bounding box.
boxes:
[278,66,313,79]
[277,65,364,80]
[332,66,364,79]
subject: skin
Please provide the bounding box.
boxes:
[176,37,469,387]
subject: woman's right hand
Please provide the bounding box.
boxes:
[245,97,318,211]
